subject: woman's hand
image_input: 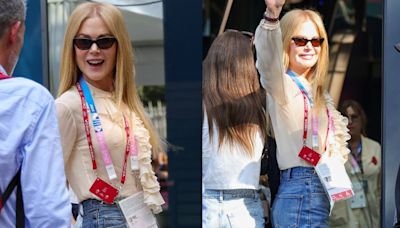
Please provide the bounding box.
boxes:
[265,0,285,18]
[265,0,285,8]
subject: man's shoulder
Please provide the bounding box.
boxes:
[0,77,53,104]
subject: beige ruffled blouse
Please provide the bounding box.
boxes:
[254,18,350,170]
[56,83,164,213]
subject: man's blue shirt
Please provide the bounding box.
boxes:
[0,73,71,227]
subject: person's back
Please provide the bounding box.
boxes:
[0,0,71,226]
[0,77,71,227]
[202,30,267,228]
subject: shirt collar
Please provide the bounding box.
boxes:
[0,64,7,75]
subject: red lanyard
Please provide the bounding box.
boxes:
[301,89,310,146]
[76,83,131,185]
[300,89,332,151]
[0,71,11,80]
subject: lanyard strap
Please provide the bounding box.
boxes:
[356,142,362,154]
[287,70,332,151]
[324,108,333,151]
[121,116,132,184]
[76,82,97,170]
[76,79,131,185]
[300,87,310,146]
[0,71,11,80]
[287,70,314,106]
[349,142,363,173]
[78,77,116,179]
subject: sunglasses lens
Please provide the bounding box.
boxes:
[311,39,323,47]
[293,38,307,46]
[292,37,323,47]
[74,39,93,50]
[73,37,116,50]
[96,38,116,49]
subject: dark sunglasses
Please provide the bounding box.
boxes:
[292,37,324,47]
[73,37,117,50]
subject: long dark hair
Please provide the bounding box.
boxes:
[203,30,267,156]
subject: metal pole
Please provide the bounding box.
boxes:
[218,0,234,35]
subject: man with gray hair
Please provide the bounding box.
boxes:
[0,0,71,227]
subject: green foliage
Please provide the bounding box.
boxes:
[138,85,165,105]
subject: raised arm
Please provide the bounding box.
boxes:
[255,0,287,105]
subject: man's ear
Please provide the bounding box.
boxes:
[8,21,22,44]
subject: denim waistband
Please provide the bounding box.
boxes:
[281,166,317,179]
[81,198,125,209]
[80,198,126,218]
[204,189,259,200]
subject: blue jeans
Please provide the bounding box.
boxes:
[271,167,330,228]
[202,189,264,228]
[81,199,127,228]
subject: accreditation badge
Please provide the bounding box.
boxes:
[350,181,367,209]
[298,146,321,166]
[131,155,139,171]
[118,191,158,228]
[315,154,354,212]
[89,178,119,204]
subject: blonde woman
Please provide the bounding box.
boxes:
[202,30,267,228]
[56,2,164,227]
[255,0,350,227]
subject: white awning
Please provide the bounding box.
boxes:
[91,0,163,43]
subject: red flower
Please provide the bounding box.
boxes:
[371,156,378,165]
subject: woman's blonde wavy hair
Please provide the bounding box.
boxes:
[57,2,163,156]
[281,9,329,110]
